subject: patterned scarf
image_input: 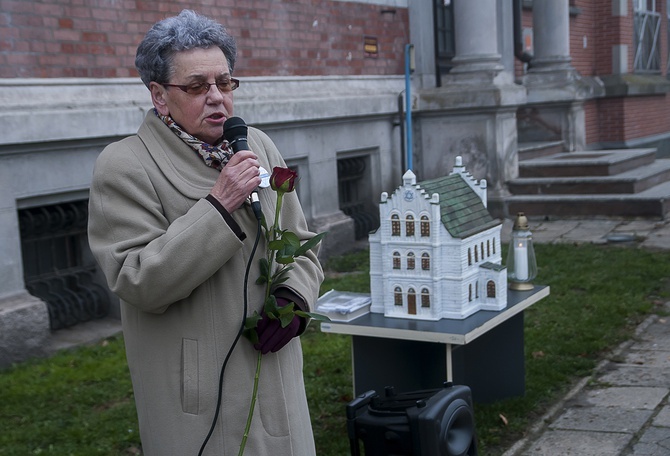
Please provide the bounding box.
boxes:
[156,109,233,170]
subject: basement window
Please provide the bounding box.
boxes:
[19,200,109,330]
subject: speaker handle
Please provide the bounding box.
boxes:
[346,390,378,456]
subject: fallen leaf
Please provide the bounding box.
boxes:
[499,413,508,426]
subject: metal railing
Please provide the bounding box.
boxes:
[19,201,109,330]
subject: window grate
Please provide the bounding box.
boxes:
[19,201,109,330]
[337,156,380,240]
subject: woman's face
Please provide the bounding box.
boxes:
[150,46,234,145]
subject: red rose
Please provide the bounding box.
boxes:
[270,167,298,193]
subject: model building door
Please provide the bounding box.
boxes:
[408,288,417,315]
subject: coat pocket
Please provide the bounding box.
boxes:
[181,338,199,415]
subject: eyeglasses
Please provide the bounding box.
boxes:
[162,78,240,95]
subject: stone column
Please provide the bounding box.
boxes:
[447,0,506,83]
[526,0,575,81]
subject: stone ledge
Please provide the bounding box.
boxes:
[601,74,670,97]
[0,76,405,146]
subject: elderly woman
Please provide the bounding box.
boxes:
[87,9,323,456]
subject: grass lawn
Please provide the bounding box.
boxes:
[1,243,669,455]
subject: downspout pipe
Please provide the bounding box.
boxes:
[513,0,533,65]
[404,43,414,171]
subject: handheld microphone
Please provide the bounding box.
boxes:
[223,117,262,220]
[223,116,249,153]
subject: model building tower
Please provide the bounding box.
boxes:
[369,156,507,320]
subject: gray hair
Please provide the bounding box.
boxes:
[135,9,237,88]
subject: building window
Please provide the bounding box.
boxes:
[337,155,380,239]
[394,287,403,306]
[407,252,415,269]
[493,237,496,254]
[474,245,478,263]
[420,215,430,236]
[393,251,401,269]
[487,280,496,298]
[468,284,472,301]
[421,288,430,308]
[406,214,415,236]
[634,0,661,72]
[19,200,110,330]
[487,240,491,257]
[421,253,430,270]
[468,249,472,266]
[391,214,401,236]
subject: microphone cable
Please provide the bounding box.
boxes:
[198,200,263,456]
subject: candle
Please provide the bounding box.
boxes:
[514,240,528,281]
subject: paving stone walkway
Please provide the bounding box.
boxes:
[501,218,670,456]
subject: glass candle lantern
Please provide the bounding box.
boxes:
[507,212,537,290]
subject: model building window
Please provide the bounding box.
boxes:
[421,252,430,270]
[468,284,473,301]
[394,287,403,305]
[391,213,401,236]
[405,214,415,236]
[468,248,472,266]
[407,251,415,269]
[487,240,491,257]
[421,288,430,307]
[492,237,496,254]
[393,251,401,269]
[420,215,430,236]
[487,280,496,298]
[474,245,478,262]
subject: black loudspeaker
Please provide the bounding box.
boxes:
[346,383,477,456]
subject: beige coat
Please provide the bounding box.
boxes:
[88,112,323,455]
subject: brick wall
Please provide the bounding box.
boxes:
[597,95,670,143]
[569,0,596,76]
[0,0,409,79]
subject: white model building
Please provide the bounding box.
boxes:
[369,156,507,320]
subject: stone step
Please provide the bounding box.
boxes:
[518,140,565,161]
[495,180,670,219]
[519,149,657,178]
[508,159,670,195]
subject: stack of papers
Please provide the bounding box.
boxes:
[315,290,371,322]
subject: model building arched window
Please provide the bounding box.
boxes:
[391,214,400,236]
[407,251,415,269]
[487,280,496,298]
[394,287,403,306]
[405,214,415,236]
[492,237,496,254]
[392,251,401,269]
[487,240,491,257]
[468,284,473,301]
[420,215,430,236]
[421,252,430,270]
[474,245,478,262]
[468,248,472,266]
[421,288,430,307]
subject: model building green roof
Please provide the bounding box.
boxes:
[419,174,500,239]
